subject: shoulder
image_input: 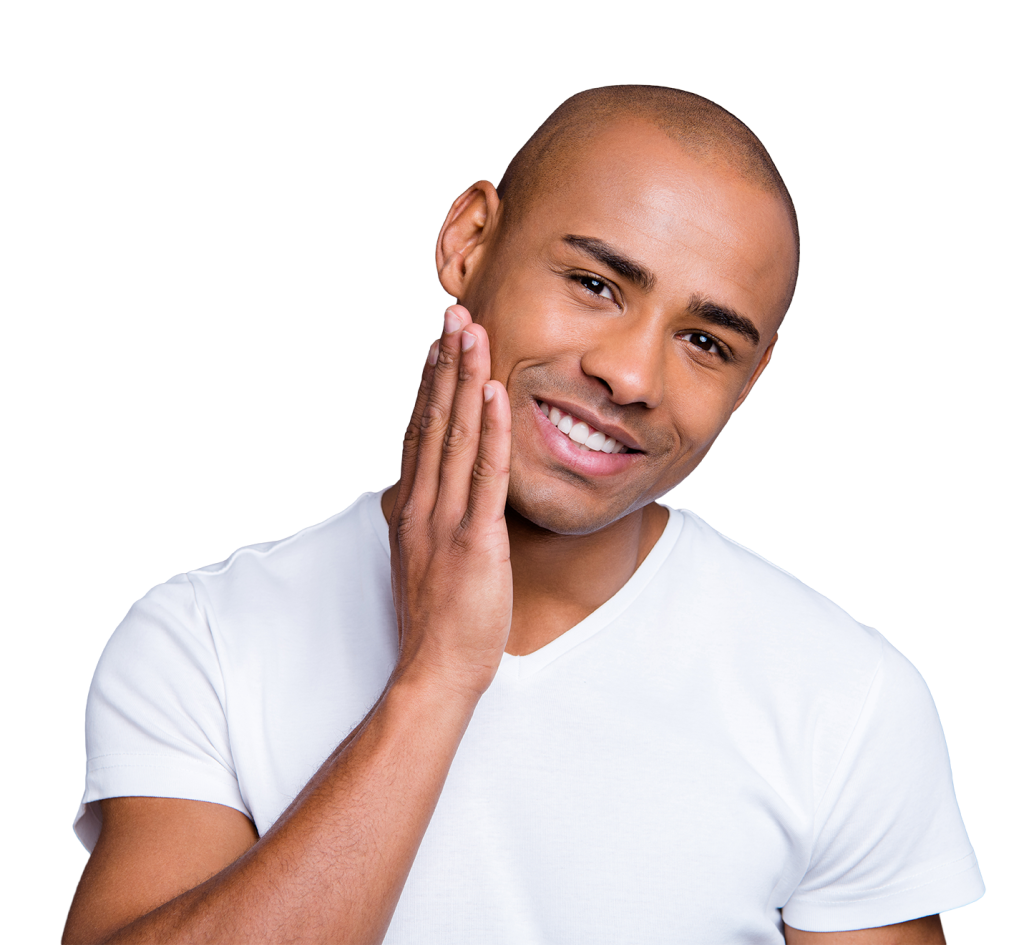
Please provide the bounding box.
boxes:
[149,486,388,634]
[670,507,856,612]
[79,491,395,847]
[662,506,964,811]
[187,489,390,598]
[663,507,884,674]
[94,489,392,691]
[667,501,946,745]
[653,508,935,780]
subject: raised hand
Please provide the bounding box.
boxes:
[388,304,513,698]
[64,306,514,945]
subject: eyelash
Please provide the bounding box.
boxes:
[679,331,731,362]
[569,270,731,362]
[571,271,616,302]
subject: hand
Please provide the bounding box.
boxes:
[388,304,513,698]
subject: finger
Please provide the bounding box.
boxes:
[464,378,512,527]
[411,304,473,505]
[436,322,492,515]
[395,339,439,513]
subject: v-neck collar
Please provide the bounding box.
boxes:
[497,508,683,679]
[369,490,685,680]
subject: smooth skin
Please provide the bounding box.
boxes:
[64,119,945,943]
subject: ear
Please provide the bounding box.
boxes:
[731,332,778,413]
[436,181,501,299]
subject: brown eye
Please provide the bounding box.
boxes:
[577,275,613,300]
[680,331,724,357]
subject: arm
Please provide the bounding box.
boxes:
[784,916,945,944]
[64,305,513,944]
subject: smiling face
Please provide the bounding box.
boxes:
[450,118,798,536]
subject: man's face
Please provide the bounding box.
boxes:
[460,119,797,536]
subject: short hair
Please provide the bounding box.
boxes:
[496,85,800,314]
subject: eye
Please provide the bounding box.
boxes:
[576,275,615,301]
[679,331,728,359]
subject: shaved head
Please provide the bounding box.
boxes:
[496,85,800,313]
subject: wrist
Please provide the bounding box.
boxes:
[387,657,491,715]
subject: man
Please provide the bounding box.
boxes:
[64,86,982,943]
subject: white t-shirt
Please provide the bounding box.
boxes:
[76,491,983,941]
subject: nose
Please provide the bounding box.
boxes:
[578,313,665,409]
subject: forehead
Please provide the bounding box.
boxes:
[510,119,797,328]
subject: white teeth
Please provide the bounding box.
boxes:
[538,400,628,455]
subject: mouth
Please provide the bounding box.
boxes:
[536,400,638,454]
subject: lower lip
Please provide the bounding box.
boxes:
[530,400,638,476]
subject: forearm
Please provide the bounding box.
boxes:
[102,674,479,945]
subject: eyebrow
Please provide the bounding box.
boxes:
[689,295,761,347]
[563,234,762,347]
[562,235,656,292]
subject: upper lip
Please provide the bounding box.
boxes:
[536,397,644,452]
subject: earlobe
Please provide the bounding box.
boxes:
[436,181,501,298]
[438,249,468,300]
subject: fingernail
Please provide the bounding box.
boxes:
[428,340,439,365]
[461,331,476,351]
[483,383,495,402]
[444,307,462,334]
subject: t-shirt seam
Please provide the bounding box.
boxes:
[367,490,392,557]
[704,511,897,890]
[87,750,240,784]
[88,751,234,763]
[185,571,239,783]
[786,852,979,905]
[193,533,311,576]
[804,632,886,850]
[87,759,237,773]
[190,498,367,578]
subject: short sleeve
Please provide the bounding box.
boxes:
[73,574,249,851]
[783,635,984,930]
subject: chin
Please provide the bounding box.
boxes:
[505,478,640,537]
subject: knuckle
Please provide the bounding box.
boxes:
[419,403,445,435]
[434,344,458,369]
[394,504,419,540]
[395,505,419,536]
[472,455,509,484]
[442,420,473,455]
[449,523,474,553]
[402,421,420,452]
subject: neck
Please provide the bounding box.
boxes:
[381,484,668,657]
[503,502,668,655]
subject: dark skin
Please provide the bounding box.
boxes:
[387,119,787,656]
[64,118,944,943]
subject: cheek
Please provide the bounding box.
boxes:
[485,325,532,389]
[661,374,743,453]
[480,300,578,385]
